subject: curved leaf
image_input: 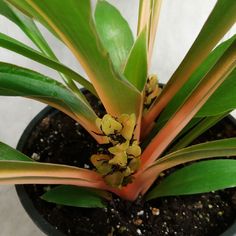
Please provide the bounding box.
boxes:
[41,185,107,208]
[0,62,105,141]
[95,0,134,71]
[143,0,236,126]
[141,39,236,170]
[146,160,236,200]
[9,0,141,117]
[0,0,85,98]
[157,35,236,125]
[0,32,95,94]
[0,0,54,55]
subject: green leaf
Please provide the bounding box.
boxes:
[0,142,32,161]
[143,1,236,124]
[0,32,95,95]
[0,0,56,57]
[95,0,134,71]
[9,0,141,117]
[158,35,236,126]
[141,39,236,169]
[1,0,86,99]
[0,62,101,136]
[197,69,236,116]
[146,160,236,200]
[41,185,107,208]
[124,28,148,91]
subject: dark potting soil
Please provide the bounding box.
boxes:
[20,93,236,236]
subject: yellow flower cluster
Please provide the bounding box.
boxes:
[91,114,141,187]
[143,74,161,113]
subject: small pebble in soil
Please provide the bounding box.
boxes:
[151,207,160,216]
[31,152,40,161]
[136,228,142,235]
[133,218,143,225]
[137,210,144,216]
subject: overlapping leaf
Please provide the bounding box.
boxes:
[8,0,141,117]
[143,0,236,126]
[0,62,103,140]
[0,32,95,94]
[157,35,236,126]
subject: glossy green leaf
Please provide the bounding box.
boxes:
[146,160,236,200]
[124,28,148,91]
[9,0,141,117]
[158,35,236,126]
[0,142,32,162]
[0,62,102,137]
[0,32,95,95]
[41,185,107,208]
[95,0,134,71]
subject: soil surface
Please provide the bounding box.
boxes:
[20,93,236,236]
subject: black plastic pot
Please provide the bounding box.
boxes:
[15,106,236,236]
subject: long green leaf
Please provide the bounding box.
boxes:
[146,160,236,200]
[0,62,104,141]
[143,0,236,126]
[0,32,95,95]
[9,0,141,117]
[141,39,236,170]
[157,35,236,126]
[95,0,134,72]
[123,28,148,91]
[151,138,236,169]
[41,185,107,208]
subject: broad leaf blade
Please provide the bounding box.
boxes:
[146,160,236,200]
[124,28,148,91]
[41,185,107,208]
[95,0,134,71]
[11,0,141,117]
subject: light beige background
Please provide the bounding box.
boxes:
[0,1,235,235]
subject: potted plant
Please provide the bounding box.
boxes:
[0,0,236,235]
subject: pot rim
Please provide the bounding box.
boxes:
[15,106,236,236]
